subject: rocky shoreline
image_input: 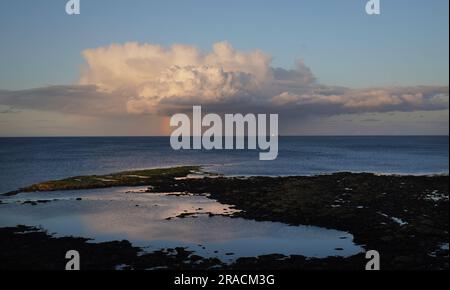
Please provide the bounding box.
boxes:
[1,167,448,270]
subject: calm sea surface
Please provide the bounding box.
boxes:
[0,136,448,193]
[0,136,447,261]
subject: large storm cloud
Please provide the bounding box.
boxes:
[0,42,448,117]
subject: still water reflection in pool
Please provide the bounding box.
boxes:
[0,187,363,262]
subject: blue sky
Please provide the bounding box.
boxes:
[0,0,448,90]
[0,0,448,136]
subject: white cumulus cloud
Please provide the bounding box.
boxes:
[79,42,271,113]
[0,41,448,119]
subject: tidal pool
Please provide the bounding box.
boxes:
[0,187,363,262]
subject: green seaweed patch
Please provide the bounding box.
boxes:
[4,166,200,195]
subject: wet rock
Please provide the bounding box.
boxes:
[1,169,448,270]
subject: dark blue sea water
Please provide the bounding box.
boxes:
[0,136,448,193]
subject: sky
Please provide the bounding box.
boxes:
[0,0,448,136]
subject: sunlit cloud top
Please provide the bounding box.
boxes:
[1,42,447,121]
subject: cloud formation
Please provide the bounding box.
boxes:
[79,42,270,114]
[271,86,449,116]
[0,41,448,118]
[0,85,126,115]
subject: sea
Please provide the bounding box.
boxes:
[0,136,448,261]
[0,136,448,193]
